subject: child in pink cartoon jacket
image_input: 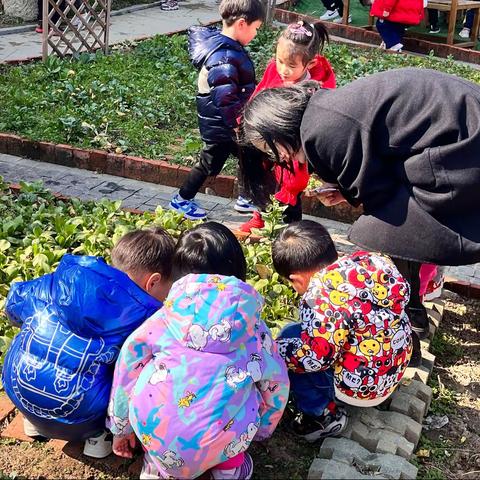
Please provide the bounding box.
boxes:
[107,222,289,479]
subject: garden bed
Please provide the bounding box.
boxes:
[1,28,479,220]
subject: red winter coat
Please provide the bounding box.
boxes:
[370,0,424,25]
[253,56,336,205]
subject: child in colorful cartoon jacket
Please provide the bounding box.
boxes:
[240,20,336,233]
[107,222,289,479]
[271,220,413,441]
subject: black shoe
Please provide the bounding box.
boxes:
[409,331,422,368]
[408,306,430,340]
[292,407,348,442]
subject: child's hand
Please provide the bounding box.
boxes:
[382,10,390,16]
[316,189,347,207]
[112,433,137,458]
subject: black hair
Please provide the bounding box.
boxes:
[111,227,175,278]
[272,220,338,278]
[219,0,265,26]
[172,222,247,282]
[280,21,329,64]
[239,81,320,205]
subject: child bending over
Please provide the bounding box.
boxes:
[272,220,413,441]
[108,222,289,479]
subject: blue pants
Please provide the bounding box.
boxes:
[278,324,335,417]
[464,8,476,30]
[376,19,406,49]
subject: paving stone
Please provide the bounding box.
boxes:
[308,437,418,479]
[388,390,428,424]
[424,299,445,317]
[340,410,415,459]
[396,379,433,413]
[426,308,442,330]
[1,413,33,442]
[344,406,422,447]
[403,365,430,385]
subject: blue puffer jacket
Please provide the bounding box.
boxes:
[2,255,161,436]
[189,26,256,143]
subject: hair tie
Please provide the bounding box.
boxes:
[288,20,313,37]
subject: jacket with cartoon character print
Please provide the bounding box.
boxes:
[277,251,412,407]
[107,274,289,479]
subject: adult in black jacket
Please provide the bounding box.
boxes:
[240,68,480,357]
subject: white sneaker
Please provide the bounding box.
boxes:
[234,196,258,213]
[320,9,340,20]
[388,43,404,52]
[333,14,352,23]
[459,27,470,38]
[380,41,386,49]
[83,431,113,458]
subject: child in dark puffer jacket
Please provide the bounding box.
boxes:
[169,0,265,221]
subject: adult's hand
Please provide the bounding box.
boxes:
[316,190,347,207]
[112,432,137,458]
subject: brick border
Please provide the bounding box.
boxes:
[274,8,480,64]
[0,132,361,222]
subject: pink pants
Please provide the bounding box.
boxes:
[419,264,438,297]
[215,452,245,469]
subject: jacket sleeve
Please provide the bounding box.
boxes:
[207,58,244,129]
[254,321,290,441]
[253,60,277,96]
[106,320,154,436]
[320,59,336,89]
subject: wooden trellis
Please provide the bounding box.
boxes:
[42,0,111,60]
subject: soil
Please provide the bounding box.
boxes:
[0,291,478,479]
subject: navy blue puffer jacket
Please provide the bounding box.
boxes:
[2,255,161,438]
[189,26,256,143]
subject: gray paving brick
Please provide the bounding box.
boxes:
[396,379,433,412]
[344,406,422,447]
[403,365,430,385]
[309,437,417,479]
[340,411,415,458]
[388,390,428,424]
[423,299,445,316]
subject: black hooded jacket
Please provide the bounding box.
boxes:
[301,68,480,266]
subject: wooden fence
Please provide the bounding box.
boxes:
[42,0,111,60]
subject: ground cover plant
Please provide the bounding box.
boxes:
[0,28,480,174]
[0,179,297,362]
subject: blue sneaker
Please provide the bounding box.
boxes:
[234,196,258,213]
[169,193,207,220]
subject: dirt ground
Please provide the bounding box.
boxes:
[0,291,478,480]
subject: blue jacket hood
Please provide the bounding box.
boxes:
[2,254,162,431]
[6,254,162,340]
[188,25,243,69]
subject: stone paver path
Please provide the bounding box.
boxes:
[0,0,219,62]
[0,152,479,285]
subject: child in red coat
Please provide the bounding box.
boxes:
[240,21,336,233]
[370,0,424,51]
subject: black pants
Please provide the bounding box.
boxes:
[428,8,439,29]
[391,258,423,310]
[38,0,82,26]
[283,193,303,223]
[179,141,239,200]
[320,0,344,16]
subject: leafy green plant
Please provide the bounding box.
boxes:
[0,28,478,165]
[0,179,299,361]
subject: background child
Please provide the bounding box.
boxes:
[2,228,174,458]
[169,0,265,220]
[370,0,424,52]
[240,21,336,233]
[108,222,289,479]
[272,221,413,441]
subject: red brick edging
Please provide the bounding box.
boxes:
[0,132,362,223]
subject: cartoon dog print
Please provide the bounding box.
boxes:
[158,450,185,470]
[187,319,232,350]
[224,422,259,458]
[149,362,168,385]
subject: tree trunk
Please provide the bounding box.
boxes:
[3,0,38,21]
